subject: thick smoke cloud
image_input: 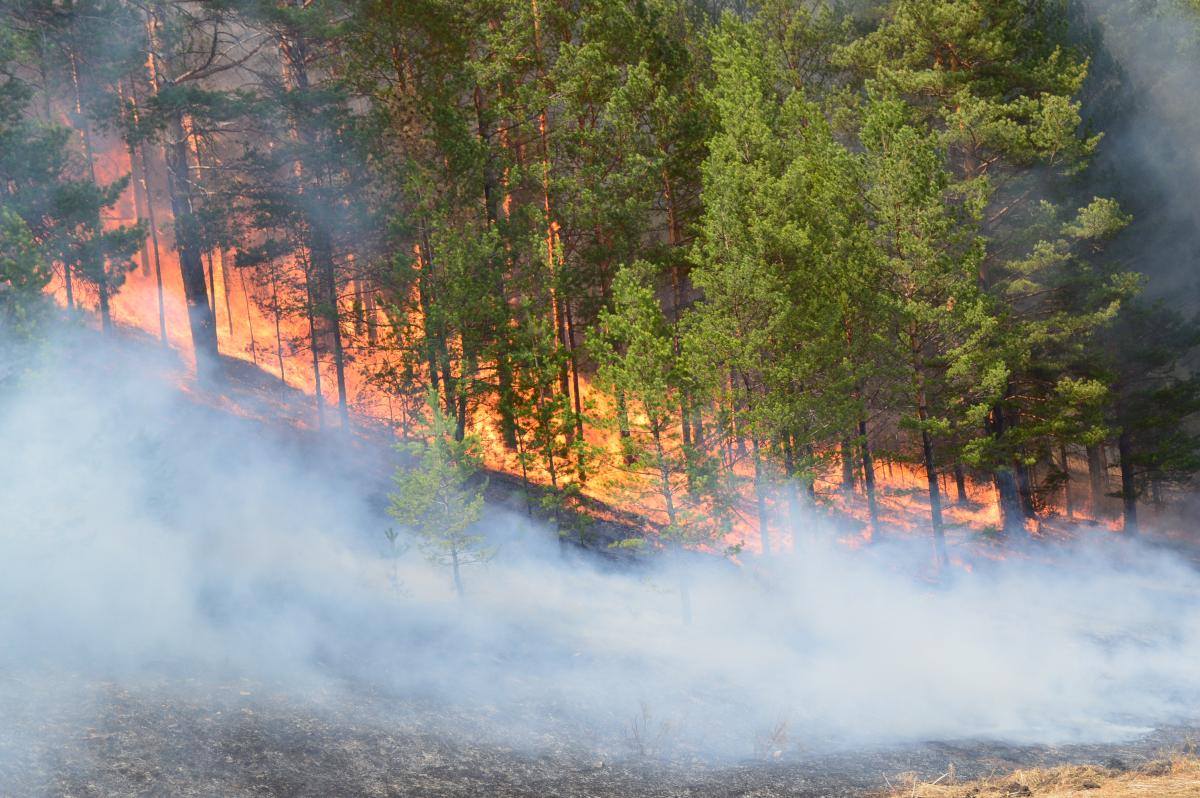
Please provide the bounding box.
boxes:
[2,333,1199,768]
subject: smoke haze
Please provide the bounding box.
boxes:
[1080,0,1200,301]
[2,332,1199,773]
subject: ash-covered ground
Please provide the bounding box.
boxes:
[3,675,1197,798]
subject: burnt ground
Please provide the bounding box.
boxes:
[1,675,1196,798]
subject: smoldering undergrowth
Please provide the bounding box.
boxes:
[1,334,1200,765]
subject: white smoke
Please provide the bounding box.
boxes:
[1,332,1199,769]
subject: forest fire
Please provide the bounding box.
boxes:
[6,0,1200,796]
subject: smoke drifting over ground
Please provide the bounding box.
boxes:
[2,334,1200,776]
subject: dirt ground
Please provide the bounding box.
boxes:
[2,676,1197,798]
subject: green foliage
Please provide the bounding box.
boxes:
[0,209,51,338]
[596,260,716,547]
[388,393,490,598]
[6,0,1200,543]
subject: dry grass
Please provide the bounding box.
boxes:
[884,756,1200,797]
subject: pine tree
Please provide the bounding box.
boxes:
[0,209,50,343]
[1102,300,1200,534]
[1,0,144,331]
[688,14,865,550]
[841,0,1131,535]
[131,0,257,374]
[859,96,992,563]
[388,392,489,599]
[595,260,717,621]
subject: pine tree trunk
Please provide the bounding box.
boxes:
[954,463,968,505]
[1016,460,1037,519]
[364,276,378,346]
[654,424,677,529]
[752,437,771,555]
[238,266,258,366]
[616,388,635,465]
[840,438,856,494]
[473,84,518,450]
[270,270,286,385]
[994,470,1024,536]
[203,250,218,331]
[278,26,350,429]
[782,436,802,532]
[218,250,234,337]
[858,419,881,543]
[126,57,167,345]
[311,222,350,428]
[987,400,1025,536]
[164,121,218,369]
[451,544,465,599]
[803,442,818,502]
[1059,443,1074,520]
[127,131,152,278]
[528,0,571,415]
[69,46,110,332]
[456,354,472,442]
[915,386,947,565]
[305,271,326,430]
[1087,444,1108,517]
[1118,430,1138,535]
[565,301,586,453]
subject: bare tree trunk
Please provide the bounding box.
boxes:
[472,83,518,450]
[69,47,110,331]
[270,269,286,384]
[279,24,349,428]
[311,223,350,428]
[1059,443,1074,520]
[752,437,771,555]
[450,544,465,599]
[1087,444,1108,518]
[126,114,152,279]
[803,442,818,503]
[913,379,947,565]
[1118,431,1138,535]
[125,59,167,345]
[203,250,218,331]
[304,268,326,429]
[616,388,634,465]
[529,0,571,410]
[164,122,218,368]
[953,463,968,505]
[238,266,258,366]
[840,438,856,494]
[218,250,234,337]
[1016,460,1037,519]
[363,276,378,347]
[782,436,803,532]
[858,419,881,543]
[565,301,586,454]
[987,401,1025,536]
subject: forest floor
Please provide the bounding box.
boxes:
[2,675,1199,798]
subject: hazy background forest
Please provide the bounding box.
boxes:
[6,0,1200,793]
[6,0,1200,559]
